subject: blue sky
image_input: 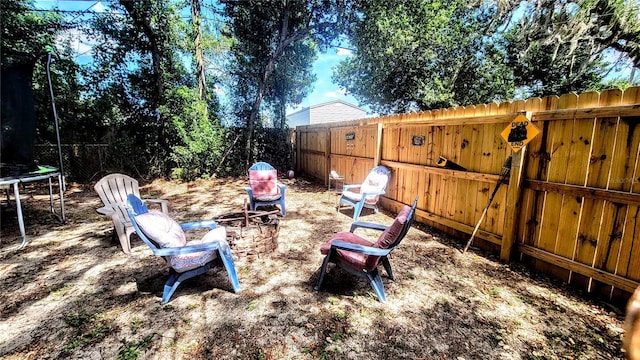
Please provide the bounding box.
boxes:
[286,47,364,114]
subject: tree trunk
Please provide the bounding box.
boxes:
[120,0,166,149]
[191,0,207,102]
[245,58,274,168]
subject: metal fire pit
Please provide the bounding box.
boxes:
[213,209,280,260]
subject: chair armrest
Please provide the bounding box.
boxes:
[96,206,115,215]
[143,198,169,213]
[360,190,386,197]
[277,183,286,193]
[330,240,391,256]
[350,221,388,233]
[180,220,218,231]
[342,184,362,191]
[153,241,224,257]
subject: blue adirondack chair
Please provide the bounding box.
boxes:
[316,196,418,303]
[245,162,286,217]
[126,194,240,304]
[337,166,391,220]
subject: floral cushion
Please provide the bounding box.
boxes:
[168,227,227,273]
[135,210,186,248]
[342,171,389,205]
[249,169,278,197]
[360,171,389,204]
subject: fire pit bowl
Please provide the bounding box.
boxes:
[213,209,280,260]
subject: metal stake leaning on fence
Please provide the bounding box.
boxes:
[463,155,513,254]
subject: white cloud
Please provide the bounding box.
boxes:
[336,48,352,56]
[90,1,106,13]
[323,88,349,99]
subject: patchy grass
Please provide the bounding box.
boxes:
[0,177,628,359]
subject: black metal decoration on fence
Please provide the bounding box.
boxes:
[345,132,355,140]
[412,135,425,146]
[436,156,467,171]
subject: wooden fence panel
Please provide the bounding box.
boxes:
[297,129,327,182]
[617,86,640,292]
[331,125,378,159]
[296,86,640,299]
[522,96,559,267]
[457,122,476,226]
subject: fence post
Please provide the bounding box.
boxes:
[500,113,530,262]
[325,127,331,186]
[295,129,301,173]
[374,123,383,166]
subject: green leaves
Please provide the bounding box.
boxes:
[333,0,511,113]
[333,0,638,114]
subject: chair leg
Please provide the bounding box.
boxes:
[366,272,387,303]
[114,223,132,254]
[162,265,213,303]
[353,201,364,220]
[162,270,181,304]
[381,257,394,280]
[279,198,286,217]
[218,247,241,293]
[314,255,332,291]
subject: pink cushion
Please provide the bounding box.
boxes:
[249,169,278,196]
[168,227,226,273]
[135,210,186,248]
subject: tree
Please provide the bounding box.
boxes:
[332,0,515,114]
[1,0,62,65]
[222,0,353,166]
[84,0,208,176]
[510,0,640,70]
[501,25,606,98]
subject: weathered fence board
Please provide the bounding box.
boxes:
[296,86,640,300]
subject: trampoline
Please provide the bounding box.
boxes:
[1,165,65,249]
[1,51,66,249]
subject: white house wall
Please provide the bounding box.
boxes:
[287,108,311,128]
[309,102,366,125]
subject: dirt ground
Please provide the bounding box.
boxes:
[0,176,630,359]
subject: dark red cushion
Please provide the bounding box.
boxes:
[374,205,411,249]
[320,232,373,254]
[320,206,411,272]
[320,232,376,271]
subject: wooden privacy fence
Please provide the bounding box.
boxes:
[296,87,640,299]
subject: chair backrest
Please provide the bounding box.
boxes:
[126,194,163,254]
[361,166,391,203]
[375,195,418,250]
[248,162,278,196]
[94,173,141,207]
[362,196,418,270]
